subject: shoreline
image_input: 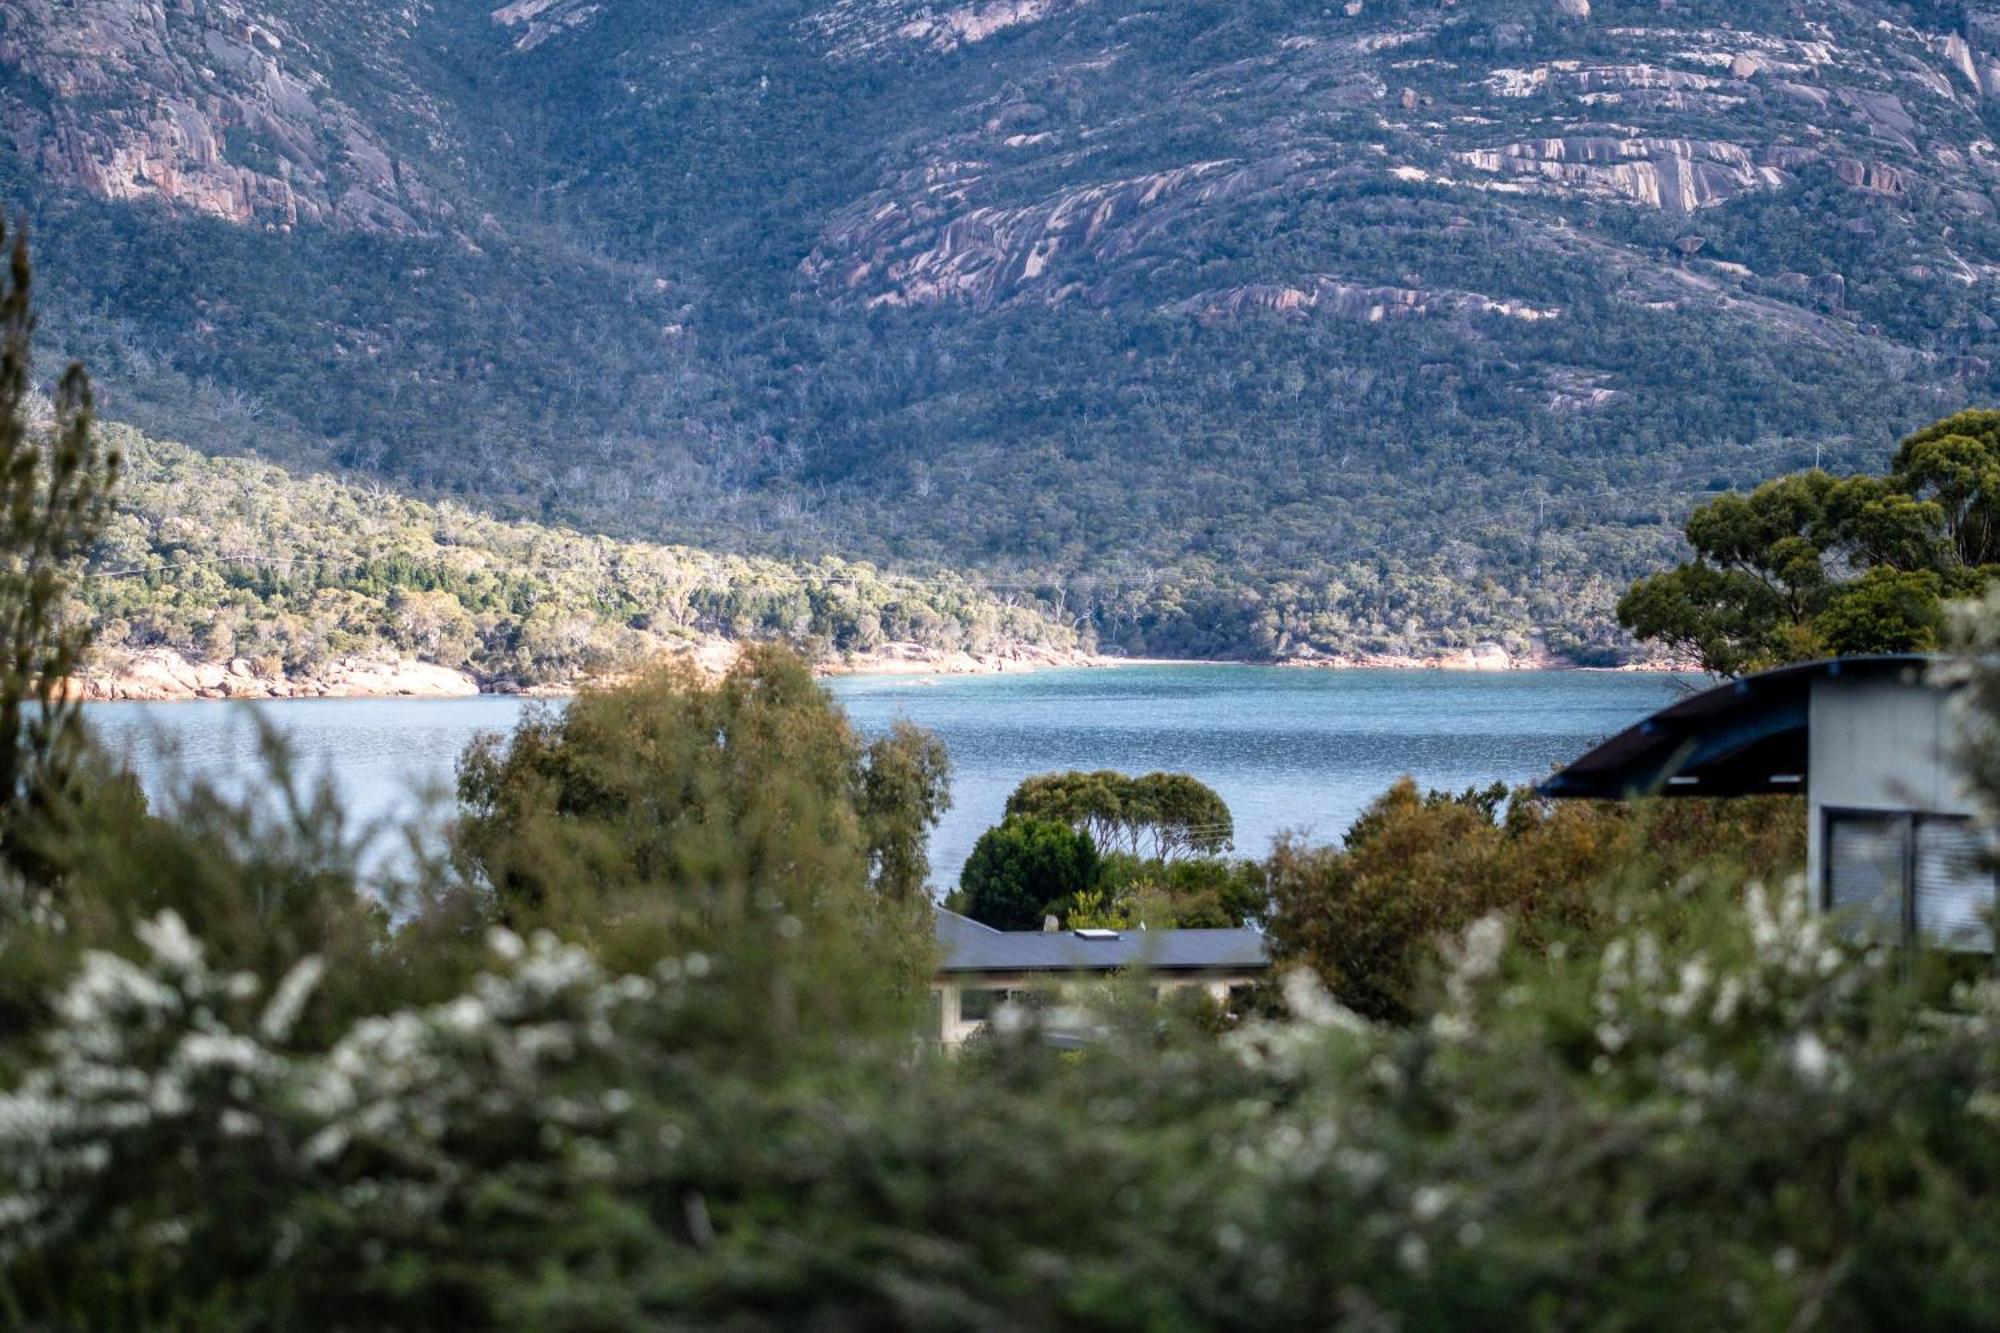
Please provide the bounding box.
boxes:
[75,641,1698,704]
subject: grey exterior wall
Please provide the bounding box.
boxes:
[1805,673,1975,903]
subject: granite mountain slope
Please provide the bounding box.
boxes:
[4,0,1999,660]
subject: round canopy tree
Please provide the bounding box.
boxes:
[958,817,1102,931]
[1003,769,1232,860]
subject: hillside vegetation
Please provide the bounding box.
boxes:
[8,0,2000,657]
[82,425,1077,686]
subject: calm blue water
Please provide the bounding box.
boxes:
[83,667,1701,887]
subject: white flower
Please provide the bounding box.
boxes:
[134,911,203,974]
[259,956,325,1043]
[1710,976,1745,1026]
[1460,915,1509,981]
[1280,968,1369,1034]
[1789,1031,1832,1084]
[1660,958,1711,1020]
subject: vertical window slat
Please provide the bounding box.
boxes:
[1826,813,1908,939]
[1914,818,1996,952]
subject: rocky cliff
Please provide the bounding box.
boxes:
[1,0,453,232]
[793,0,2000,330]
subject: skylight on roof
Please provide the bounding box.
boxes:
[1073,928,1120,940]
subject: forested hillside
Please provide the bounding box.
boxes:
[83,425,1077,686]
[7,0,2000,659]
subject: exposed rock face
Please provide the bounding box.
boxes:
[1456,137,1791,213]
[1185,278,1559,326]
[1,0,448,232]
[1836,88,1918,152]
[803,0,1091,62]
[799,0,2000,329]
[1833,158,1912,196]
[491,0,604,52]
[5,0,2000,672]
[807,156,1324,309]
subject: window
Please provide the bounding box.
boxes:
[1826,813,1906,937]
[1915,819,1995,952]
[957,987,1007,1023]
[1824,810,1996,951]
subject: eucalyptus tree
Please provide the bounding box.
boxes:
[1618,410,2000,675]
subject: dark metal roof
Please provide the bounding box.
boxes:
[1539,655,1942,800]
[935,908,1271,974]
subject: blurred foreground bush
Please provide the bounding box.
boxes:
[7,858,2000,1328]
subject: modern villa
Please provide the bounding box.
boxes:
[931,908,1272,1047]
[1542,654,1996,952]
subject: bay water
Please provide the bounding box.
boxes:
[84,666,1700,887]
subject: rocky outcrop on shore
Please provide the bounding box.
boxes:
[81,650,479,703]
[1275,640,1548,672]
[74,637,1695,702]
[819,639,1108,676]
[79,637,1109,703]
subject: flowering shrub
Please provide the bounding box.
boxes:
[5,875,2000,1329]
[1210,878,2000,1327]
[0,911,314,1321]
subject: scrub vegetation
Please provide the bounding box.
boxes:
[20,0,2000,664]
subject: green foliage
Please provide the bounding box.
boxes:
[21,1,1998,668]
[1619,410,2000,674]
[0,220,119,877]
[454,645,944,1016]
[1266,778,1806,1023]
[8,201,2000,1323]
[1073,852,1269,929]
[857,721,953,902]
[1004,769,1233,859]
[11,830,2000,1327]
[1894,411,2000,567]
[2,547,2000,1330]
[1815,566,1947,657]
[958,817,1103,931]
[82,427,1077,684]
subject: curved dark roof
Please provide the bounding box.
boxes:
[1539,655,1941,800]
[935,908,1270,974]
